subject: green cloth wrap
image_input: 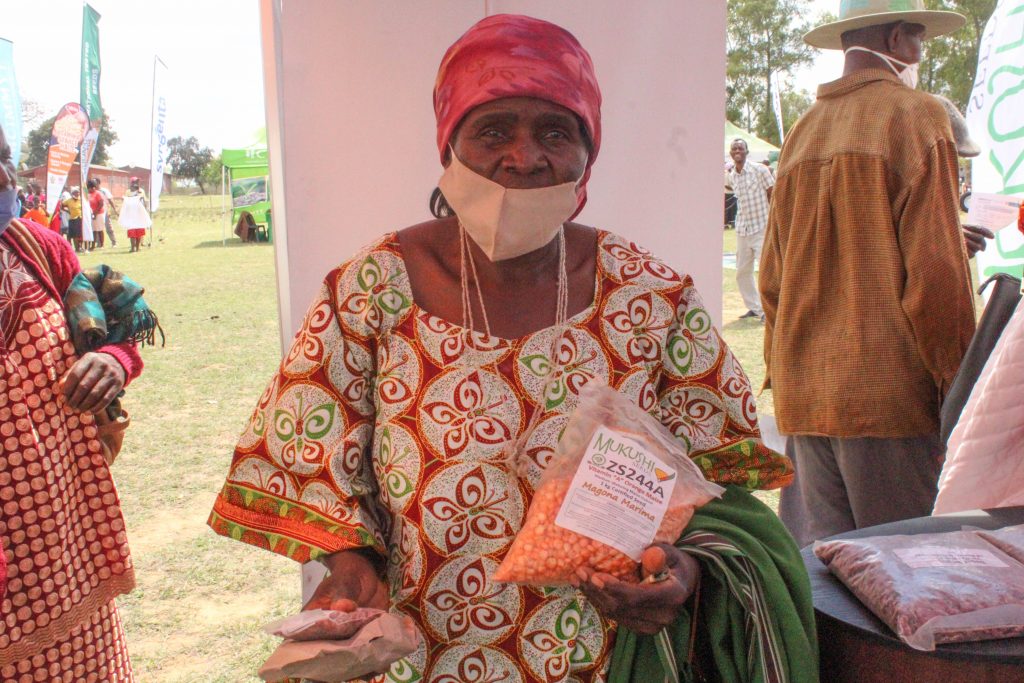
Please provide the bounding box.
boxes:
[608,486,819,683]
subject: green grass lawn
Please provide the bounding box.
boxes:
[720,227,778,513]
[80,195,295,681]
[84,200,775,681]
[720,228,773,417]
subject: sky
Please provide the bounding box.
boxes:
[0,0,266,167]
[0,0,840,167]
[792,0,846,95]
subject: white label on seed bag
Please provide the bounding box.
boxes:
[554,425,677,560]
[894,546,1009,569]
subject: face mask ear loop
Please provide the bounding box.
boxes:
[844,46,904,77]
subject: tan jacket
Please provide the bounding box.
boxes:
[760,69,975,438]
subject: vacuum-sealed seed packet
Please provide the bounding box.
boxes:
[815,530,1024,650]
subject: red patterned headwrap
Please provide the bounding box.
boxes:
[433,14,602,214]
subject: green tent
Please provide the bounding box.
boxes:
[221,137,271,242]
[725,121,780,162]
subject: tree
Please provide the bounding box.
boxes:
[91,113,117,167]
[24,118,54,168]
[780,88,814,133]
[201,153,223,194]
[920,0,997,111]
[23,111,118,168]
[167,136,215,193]
[727,0,817,145]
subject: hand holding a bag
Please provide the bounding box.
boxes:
[61,351,126,413]
[287,550,393,683]
[571,543,700,635]
[304,549,390,612]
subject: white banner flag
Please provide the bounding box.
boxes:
[0,39,23,169]
[771,71,785,144]
[150,56,169,212]
[80,126,99,225]
[966,0,1024,284]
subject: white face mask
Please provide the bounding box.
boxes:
[844,46,919,89]
[438,150,581,262]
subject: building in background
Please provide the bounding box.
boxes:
[20,163,132,198]
[18,163,174,199]
[119,165,174,196]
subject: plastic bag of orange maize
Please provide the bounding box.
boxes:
[494,383,725,586]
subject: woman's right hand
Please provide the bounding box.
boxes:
[304,549,390,611]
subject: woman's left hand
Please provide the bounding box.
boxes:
[61,352,126,413]
[571,543,700,635]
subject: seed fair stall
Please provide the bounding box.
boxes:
[221,143,272,244]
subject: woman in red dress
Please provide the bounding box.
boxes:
[0,125,144,681]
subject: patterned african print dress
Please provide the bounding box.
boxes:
[0,240,135,682]
[209,230,791,683]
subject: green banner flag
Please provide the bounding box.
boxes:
[81,4,102,124]
[222,146,268,169]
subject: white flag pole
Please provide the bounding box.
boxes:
[221,164,227,246]
[148,55,156,247]
[148,56,168,246]
[771,71,785,145]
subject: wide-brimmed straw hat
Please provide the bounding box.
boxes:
[804,0,965,50]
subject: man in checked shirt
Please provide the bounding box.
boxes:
[726,138,774,323]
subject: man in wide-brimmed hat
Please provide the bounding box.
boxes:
[760,0,978,545]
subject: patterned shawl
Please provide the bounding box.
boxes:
[64,264,163,352]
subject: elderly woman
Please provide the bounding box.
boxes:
[210,15,813,682]
[0,124,144,681]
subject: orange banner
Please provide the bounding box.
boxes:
[45,102,89,215]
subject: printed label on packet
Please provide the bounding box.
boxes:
[894,546,1009,569]
[554,425,677,560]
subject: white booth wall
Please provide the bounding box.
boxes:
[257,0,727,598]
[259,0,727,353]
